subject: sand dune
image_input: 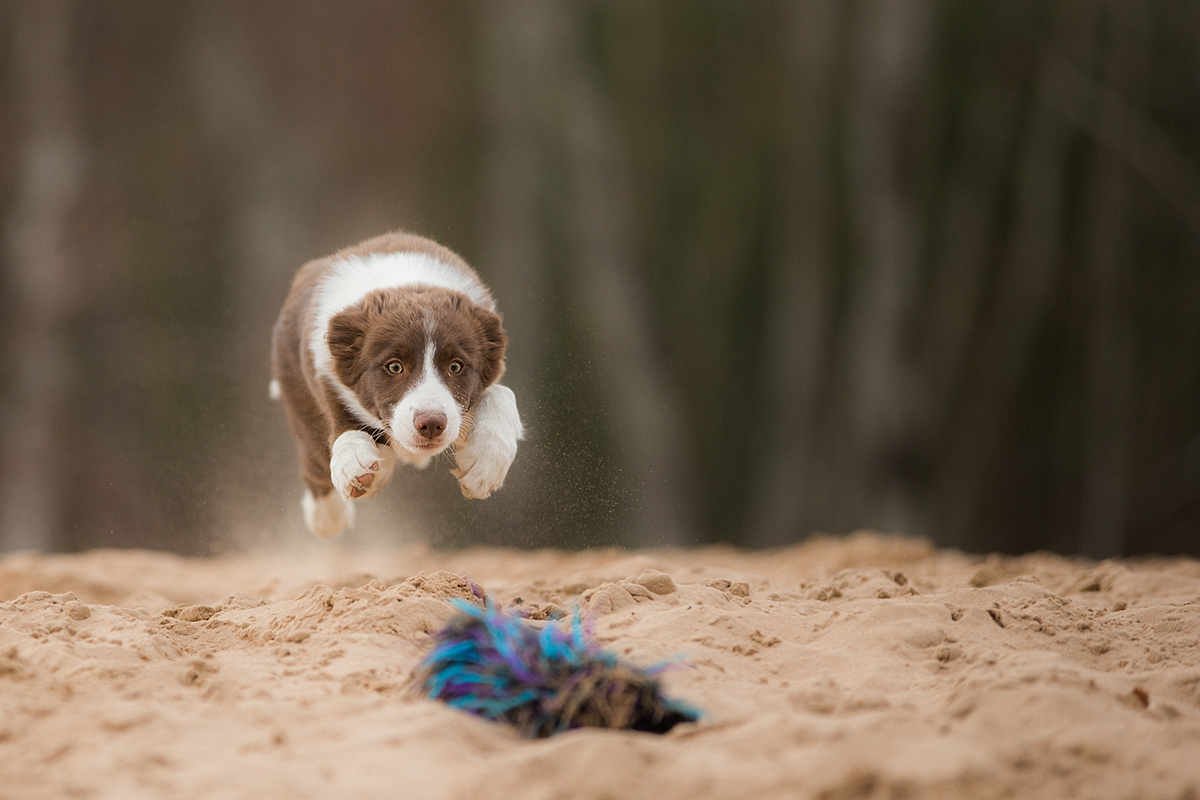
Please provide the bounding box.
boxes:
[1,533,1198,799]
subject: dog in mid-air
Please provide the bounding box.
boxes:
[271,231,523,538]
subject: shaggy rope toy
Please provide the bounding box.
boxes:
[418,600,700,738]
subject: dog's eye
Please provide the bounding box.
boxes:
[385,360,403,375]
[448,360,464,375]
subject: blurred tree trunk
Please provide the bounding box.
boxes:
[837,0,932,536]
[937,5,1101,551]
[484,0,693,544]
[185,6,321,545]
[474,1,554,543]
[747,2,841,545]
[478,2,550,380]
[1077,3,1143,558]
[0,0,83,552]
[922,27,1025,546]
[939,90,1070,549]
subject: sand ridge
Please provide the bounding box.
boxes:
[0,533,1198,799]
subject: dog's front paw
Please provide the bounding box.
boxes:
[451,432,517,499]
[330,431,395,501]
[451,384,522,499]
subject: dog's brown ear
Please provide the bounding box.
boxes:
[327,308,368,385]
[474,306,508,387]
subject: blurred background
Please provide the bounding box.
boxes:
[1,1,1197,558]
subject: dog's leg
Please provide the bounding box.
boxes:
[274,375,357,538]
[296,434,396,540]
[330,430,396,501]
[302,488,354,539]
[451,383,523,499]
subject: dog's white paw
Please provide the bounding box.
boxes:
[302,489,355,538]
[451,384,522,499]
[330,431,395,501]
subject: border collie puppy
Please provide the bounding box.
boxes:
[271,232,523,538]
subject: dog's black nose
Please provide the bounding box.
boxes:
[414,411,448,440]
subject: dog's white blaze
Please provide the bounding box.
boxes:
[309,252,492,432]
[389,338,462,454]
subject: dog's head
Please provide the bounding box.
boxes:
[326,288,506,455]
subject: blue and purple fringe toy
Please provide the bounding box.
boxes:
[417,600,700,738]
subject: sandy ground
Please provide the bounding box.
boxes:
[1,533,1198,800]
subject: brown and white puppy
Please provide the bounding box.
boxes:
[271,231,523,538]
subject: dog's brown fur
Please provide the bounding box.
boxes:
[272,232,507,499]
